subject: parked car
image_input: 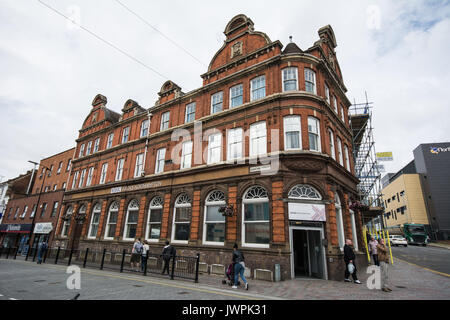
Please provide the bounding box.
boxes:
[389,235,408,247]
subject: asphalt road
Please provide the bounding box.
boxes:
[391,244,450,275]
[0,259,274,301]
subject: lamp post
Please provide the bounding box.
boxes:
[25,160,50,261]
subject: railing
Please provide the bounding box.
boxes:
[0,246,200,283]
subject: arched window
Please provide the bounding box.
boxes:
[78,204,87,215]
[146,196,163,241]
[123,199,139,241]
[61,205,73,237]
[172,193,191,243]
[335,193,345,249]
[88,203,102,239]
[288,185,322,200]
[203,191,226,245]
[242,186,270,247]
[104,201,119,240]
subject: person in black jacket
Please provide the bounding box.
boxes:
[161,240,176,275]
[232,243,248,290]
[344,239,361,284]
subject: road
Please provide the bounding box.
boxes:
[391,244,450,276]
[0,259,275,301]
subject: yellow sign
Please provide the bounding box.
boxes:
[376,152,393,161]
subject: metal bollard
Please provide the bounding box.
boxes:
[33,246,38,262]
[170,255,176,280]
[68,248,74,266]
[195,253,200,283]
[6,247,11,259]
[100,248,106,270]
[55,247,61,264]
[83,248,89,268]
[13,247,19,260]
[120,249,126,273]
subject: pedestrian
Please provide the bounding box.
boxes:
[368,236,379,266]
[161,240,176,275]
[377,238,392,292]
[141,240,150,272]
[344,239,361,284]
[131,238,143,272]
[232,243,248,290]
[37,241,48,264]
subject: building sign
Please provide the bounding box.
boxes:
[376,152,393,161]
[376,164,386,173]
[288,203,326,222]
[249,165,272,173]
[111,181,162,194]
[34,222,53,234]
[0,223,32,233]
[430,146,450,154]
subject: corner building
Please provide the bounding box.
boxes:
[56,15,363,281]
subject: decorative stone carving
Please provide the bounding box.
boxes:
[231,41,243,58]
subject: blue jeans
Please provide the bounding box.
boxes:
[234,262,247,286]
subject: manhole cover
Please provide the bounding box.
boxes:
[177,292,189,295]
[133,285,143,288]
[396,286,407,289]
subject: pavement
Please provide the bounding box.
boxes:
[428,241,450,250]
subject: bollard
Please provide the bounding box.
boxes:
[194,253,200,283]
[274,264,281,282]
[143,254,148,276]
[55,247,61,264]
[68,247,74,266]
[170,255,176,280]
[13,247,19,260]
[6,247,11,259]
[83,248,89,268]
[100,248,106,270]
[33,246,38,262]
[43,248,48,263]
[120,249,126,273]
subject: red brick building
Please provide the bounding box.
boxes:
[1,148,75,253]
[56,15,364,281]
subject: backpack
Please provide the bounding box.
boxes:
[135,242,143,254]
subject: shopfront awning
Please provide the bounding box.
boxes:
[0,224,33,234]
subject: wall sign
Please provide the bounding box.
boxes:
[288,203,326,222]
[34,222,53,234]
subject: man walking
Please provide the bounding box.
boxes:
[161,240,176,275]
[232,243,248,290]
[344,239,361,284]
[131,238,143,272]
[36,240,48,264]
[141,240,150,272]
[377,238,392,292]
[368,236,379,266]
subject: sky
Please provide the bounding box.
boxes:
[1,0,449,182]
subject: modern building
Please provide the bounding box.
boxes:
[0,148,75,252]
[55,14,363,281]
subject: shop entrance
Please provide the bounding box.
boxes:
[290,227,327,280]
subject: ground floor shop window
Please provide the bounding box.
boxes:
[146,196,163,241]
[203,190,226,245]
[172,193,191,243]
[242,186,270,247]
[104,202,119,240]
[123,200,139,241]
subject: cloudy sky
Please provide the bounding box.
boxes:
[1,0,449,182]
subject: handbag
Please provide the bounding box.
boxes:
[348,262,355,274]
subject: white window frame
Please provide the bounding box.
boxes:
[140,119,150,138]
[99,163,108,184]
[106,133,114,149]
[282,67,298,92]
[304,68,316,94]
[185,102,196,123]
[86,141,92,156]
[57,161,63,174]
[242,186,270,248]
[283,115,302,150]
[350,209,359,251]
[122,127,130,144]
[134,153,144,177]
[227,127,243,161]
[250,75,266,101]
[155,148,166,174]
[51,201,58,217]
[86,167,94,187]
[340,104,345,122]
[87,203,102,239]
[332,95,337,113]
[181,141,193,169]
[79,144,85,158]
[20,205,28,219]
[93,138,100,153]
[78,169,86,188]
[335,193,345,250]
[211,92,223,114]
[61,206,73,237]
[324,83,330,103]
[230,84,243,108]
[104,202,119,240]
[160,111,170,131]
[344,145,351,171]
[202,191,226,246]
[145,196,164,242]
[308,117,321,152]
[115,159,124,181]
[337,137,343,166]
[171,194,191,244]
[207,133,222,165]
[328,129,336,160]
[250,121,267,157]
[123,199,140,241]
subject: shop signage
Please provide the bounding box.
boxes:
[376,152,393,161]
[288,203,326,222]
[34,222,53,234]
[430,146,450,154]
[249,165,271,173]
[0,223,32,233]
[111,181,162,194]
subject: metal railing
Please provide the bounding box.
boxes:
[0,246,200,283]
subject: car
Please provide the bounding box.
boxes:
[389,235,408,247]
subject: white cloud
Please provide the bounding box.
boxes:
[0,0,449,181]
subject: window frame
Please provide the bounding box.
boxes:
[202,191,226,246]
[171,194,192,244]
[249,121,267,157]
[185,102,196,123]
[155,148,166,174]
[211,91,223,114]
[308,117,321,152]
[115,159,125,181]
[160,111,170,131]
[304,68,316,94]
[283,115,302,151]
[282,67,299,92]
[122,127,130,144]
[123,199,140,241]
[328,129,336,160]
[241,186,270,248]
[181,141,193,170]
[93,138,100,153]
[230,84,243,108]
[134,153,145,178]
[250,75,266,101]
[227,127,243,161]
[86,167,94,187]
[87,203,102,239]
[145,196,164,242]
[104,202,119,240]
[140,119,150,138]
[106,133,114,149]
[99,163,108,184]
[337,137,344,166]
[207,133,222,165]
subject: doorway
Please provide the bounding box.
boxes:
[290,227,327,280]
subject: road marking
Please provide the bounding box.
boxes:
[1,259,280,300]
[395,257,450,278]
[9,298,18,300]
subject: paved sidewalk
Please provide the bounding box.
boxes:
[428,241,450,250]
[196,259,450,300]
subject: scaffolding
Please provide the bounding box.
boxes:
[349,93,383,214]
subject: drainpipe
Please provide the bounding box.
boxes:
[142,111,153,176]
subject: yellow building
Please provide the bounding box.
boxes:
[382,173,430,228]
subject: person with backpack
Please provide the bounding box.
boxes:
[131,238,143,272]
[161,240,176,275]
[141,240,150,272]
[232,243,248,290]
